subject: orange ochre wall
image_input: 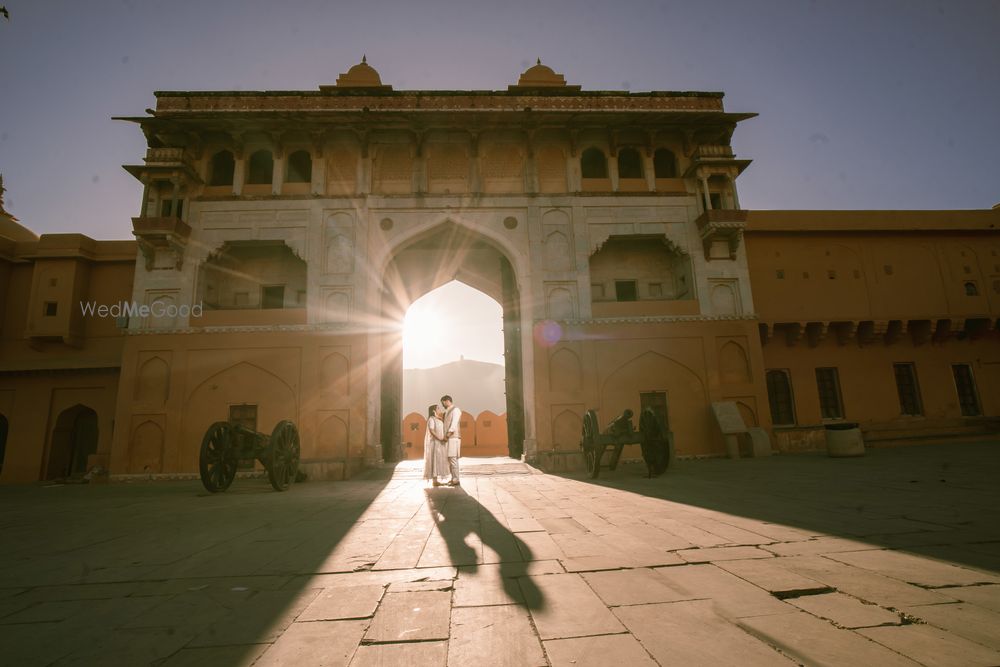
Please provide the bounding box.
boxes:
[532,318,770,469]
[109,330,370,481]
[401,410,509,460]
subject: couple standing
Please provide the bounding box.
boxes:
[423,394,461,487]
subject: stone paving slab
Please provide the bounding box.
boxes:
[738,610,922,666]
[2,443,999,665]
[946,583,1000,613]
[858,623,1000,667]
[654,563,793,618]
[715,558,832,597]
[518,573,625,640]
[581,567,695,606]
[298,584,387,621]
[902,602,1000,650]
[349,640,448,667]
[448,604,546,666]
[254,619,367,667]
[787,591,902,628]
[615,600,796,665]
[364,590,452,642]
[543,633,658,667]
[826,549,1000,588]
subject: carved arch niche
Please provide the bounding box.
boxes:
[314,412,349,461]
[545,284,576,320]
[320,348,351,399]
[717,338,751,385]
[128,418,165,474]
[549,346,583,395]
[324,212,355,274]
[542,209,574,274]
[134,352,171,406]
[551,408,583,451]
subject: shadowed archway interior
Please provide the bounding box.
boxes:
[380,222,525,462]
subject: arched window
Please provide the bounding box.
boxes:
[580,147,608,179]
[208,150,235,186]
[964,281,979,296]
[617,148,643,179]
[247,150,274,185]
[286,150,312,183]
[766,370,796,426]
[654,149,677,178]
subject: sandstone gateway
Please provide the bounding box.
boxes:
[0,60,997,482]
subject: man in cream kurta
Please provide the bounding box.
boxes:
[441,395,461,486]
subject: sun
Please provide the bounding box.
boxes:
[402,299,448,367]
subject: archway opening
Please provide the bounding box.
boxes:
[45,404,98,480]
[380,222,524,463]
[400,281,506,460]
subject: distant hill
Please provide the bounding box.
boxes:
[403,357,506,417]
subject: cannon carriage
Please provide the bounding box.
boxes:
[199,419,301,492]
[580,407,673,479]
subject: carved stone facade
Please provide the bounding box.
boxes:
[0,61,997,482]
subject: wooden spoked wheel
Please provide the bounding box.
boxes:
[199,421,238,493]
[267,420,300,492]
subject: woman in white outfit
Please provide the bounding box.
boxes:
[423,404,448,486]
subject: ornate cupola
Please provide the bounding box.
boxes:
[321,56,392,91]
[509,59,580,91]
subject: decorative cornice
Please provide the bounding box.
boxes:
[551,314,758,326]
[125,323,356,335]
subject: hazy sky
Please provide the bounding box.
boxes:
[1,0,998,369]
[403,281,503,368]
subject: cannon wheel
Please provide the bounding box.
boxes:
[639,407,669,478]
[267,420,300,492]
[581,409,600,477]
[199,421,238,493]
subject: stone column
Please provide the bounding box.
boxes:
[700,176,712,211]
[232,156,244,196]
[731,177,741,209]
[311,148,325,196]
[608,153,619,192]
[644,153,656,192]
[168,176,181,218]
[272,152,283,195]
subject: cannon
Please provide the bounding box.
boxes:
[580,407,672,479]
[199,419,301,492]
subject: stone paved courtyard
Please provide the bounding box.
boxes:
[2,442,999,666]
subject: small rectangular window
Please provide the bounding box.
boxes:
[261,285,285,309]
[893,363,923,416]
[766,369,796,425]
[815,367,844,419]
[160,199,184,219]
[775,269,784,279]
[44,301,58,317]
[952,364,982,417]
[615,280,638,302]
[709,193,723,209]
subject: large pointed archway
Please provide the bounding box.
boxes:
[379,221,525,462]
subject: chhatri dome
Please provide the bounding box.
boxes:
[510,59,580,91]
[332,56,392,90]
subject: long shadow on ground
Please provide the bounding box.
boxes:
[552,441,1000,574]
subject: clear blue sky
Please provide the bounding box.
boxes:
[1,0,998,239]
